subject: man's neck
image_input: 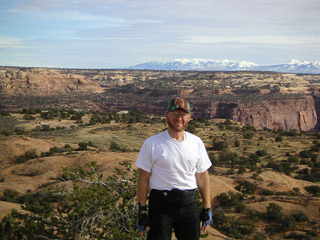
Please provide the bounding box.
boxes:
[167,128,185,141]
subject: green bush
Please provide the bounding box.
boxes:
[216,192,244,209]
[0,189,21,203]
[243,131,254,139]
[14,127,25,135]
[212,141,228,151]
[290,211,309,222]
[110,141,129,152]
[78,142,88,151]
[235,180,257,195]
[299,150,313,159]
[15,150,38,164]
[255,149,267,157]
[304,185,320,196]
[23,114,35,120]
[0,161,141,240]
[265,203,283,222]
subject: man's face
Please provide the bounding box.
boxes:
[166,110,191,132]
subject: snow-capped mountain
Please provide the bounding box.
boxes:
[253,59,320,74]
[131,58,257,71]
[129,58,320,74]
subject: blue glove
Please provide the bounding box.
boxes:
[200,208,212,227]
[137,204,149,232]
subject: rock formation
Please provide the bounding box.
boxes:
[209,96,318,131]
[1,66,320,131]
[0,67,104,96]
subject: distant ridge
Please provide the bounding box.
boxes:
[130,58,320,74]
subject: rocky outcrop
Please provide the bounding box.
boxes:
[1,67,320,131]
[209,95,318,131]
[0,68,104,96]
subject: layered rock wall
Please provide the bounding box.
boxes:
[209,96,318,131]
[0,68,103,96]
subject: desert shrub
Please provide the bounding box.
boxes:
[255,149,267,157]
[310,142,320,152]
[216,192,244,209]
[235,180,257,195]
[248,153,261,165]
[275,135,283,142]
[0,115,18,134]
[40,110,56,120]
[299,150,313,159]
[288,156,299,164]
[280,216,297,231]
[260,188,274,195]
[290,211,309,222]
[252,232,267,240]
[265,203,283,222]
[243,131,254,139]
[0,161,141,240]
[212,141,228,151]
[213,214,255,239]
[14,127,25,135]
[304,185,320,196]
[218,151,240,168]
[279,129,299,137]
[15,149,38,164]
[0,130,12,136]
[234,139,240,147]
[243,125,256,131]
[21,109,40,114]
[23,114,35,120]
[265,161,297,175]
[77,141,94,151]
[0,189,21,203]
[70,112,84,121]
[266,214,297,233]
[110,141,130,152]
[285,232,311,240]
[237,166,246,174]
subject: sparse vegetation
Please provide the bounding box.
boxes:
[0,161,142,240]
[15,149,38,164]
[1,106,320,239]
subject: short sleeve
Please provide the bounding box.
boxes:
[196,140,212,173]
[136,140,153,172]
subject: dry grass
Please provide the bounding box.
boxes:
[1,116,320,238]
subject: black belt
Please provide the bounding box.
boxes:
[150,188,197,205]
[151,188,197,197]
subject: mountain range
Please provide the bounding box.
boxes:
[130,59,320,74]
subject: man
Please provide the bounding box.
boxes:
[136,96,212,240]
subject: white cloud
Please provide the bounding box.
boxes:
[0,36,24,48]
[184,35,320,45]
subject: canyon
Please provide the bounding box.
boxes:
[1,66,320,131]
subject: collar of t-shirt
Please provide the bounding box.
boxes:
[165,130,187,143]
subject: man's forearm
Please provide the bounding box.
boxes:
[196,171,211,209]
[137,169,151,205]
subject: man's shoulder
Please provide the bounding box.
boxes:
[144,130,167,144]
[185,131,203,143]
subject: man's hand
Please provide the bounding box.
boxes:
[137,204,149,233]
[200,208,212,231]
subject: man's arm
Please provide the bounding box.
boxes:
[196,170,211,209]
[137,168,151,205]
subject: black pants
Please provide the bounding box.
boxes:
[147,189,200,240]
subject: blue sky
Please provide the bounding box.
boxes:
[1,0,319,68]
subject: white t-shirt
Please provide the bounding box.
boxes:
[136,130,212,191]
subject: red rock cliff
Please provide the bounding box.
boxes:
[210,96,318,131]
